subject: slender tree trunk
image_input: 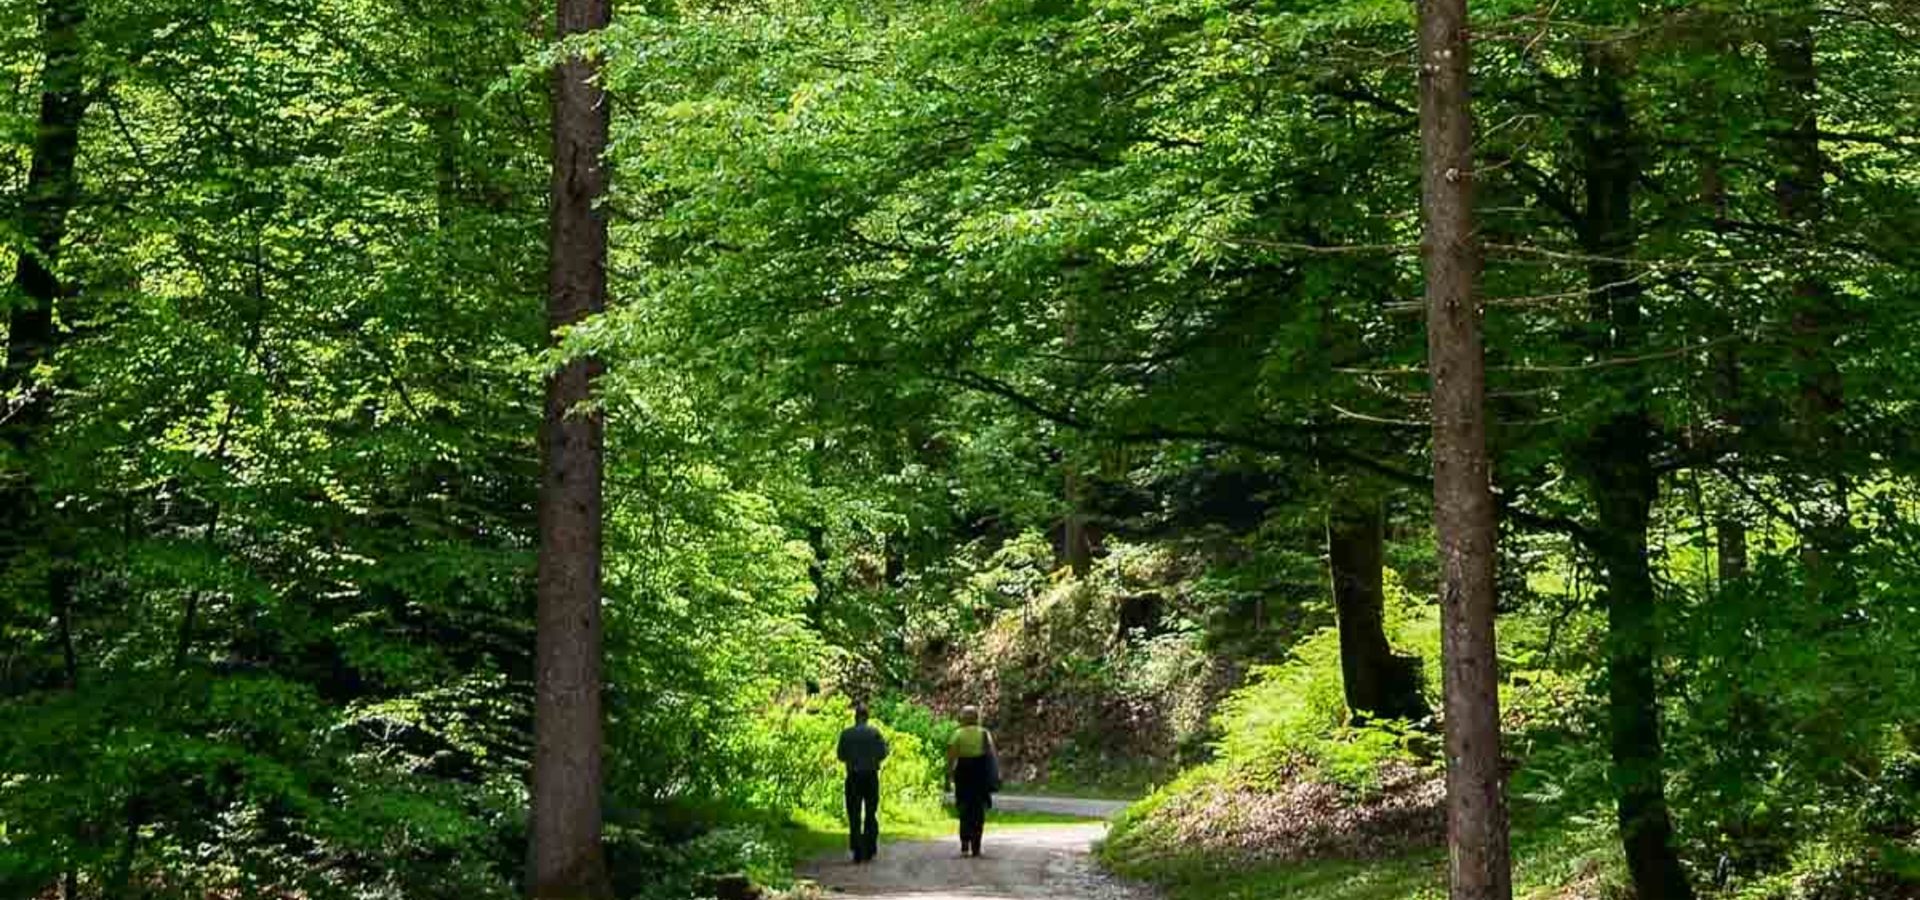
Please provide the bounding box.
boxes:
[1712,346,1746,584]
[803,405,830,629]
[56,565,78,688]
[1416,1,1512,896]
[531,0,612,896]
[804,520,830,626]
[1328,495,1430,723]
[1716,511,1747,584]
[1058,309,1098,577]
[1767,10,1849,567]
[1576,49,1695,900]
[1062,467,1097,576]
[1698,155,1747,585]
[115,796,142,900]
[430,100,463,227]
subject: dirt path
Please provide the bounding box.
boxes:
[797,806,1153,900]
[992,795,1131,819]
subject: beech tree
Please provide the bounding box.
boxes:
[531,0,614,896]
[1327,494,1429,723]
[1,0,90,637]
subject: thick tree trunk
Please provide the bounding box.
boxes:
[530,0,613,896]
[4,0,91,711]
[3,0,90,550]
[4,0,88,399]
[1415,1,1512,896]
[1577,50,1695,900]
[1588,428,1693,900]
[1327,496,1430,723]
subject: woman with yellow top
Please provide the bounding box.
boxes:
[945,705,999,857]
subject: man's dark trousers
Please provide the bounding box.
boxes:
[844,771,880,861]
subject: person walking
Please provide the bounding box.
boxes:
[945,706,999,857]
[836,703,889,863]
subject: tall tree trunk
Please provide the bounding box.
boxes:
[1715,500,1747,584]
[4,0,90,718]
[531,0,612,895]
[1587,428,1692,900]
[1576,49,1695,900]
[1058,307,1098,577]
[1415,0,1512,896]
[4,0,88,399]
[804,520,830,627]
[1712,347,1746,584]
[1062,467,1097,576]
[1767,9,1849,567]
[1328,495,1430,723]
[55,564,77,687]
[1698,155,1747,585]
[3,0,90,565]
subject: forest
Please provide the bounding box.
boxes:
[2,0,1918,898]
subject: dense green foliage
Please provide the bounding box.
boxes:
[5,0,1920,898]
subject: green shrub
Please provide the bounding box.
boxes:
[608,822,792,900]
[745,694,947,823]
[1212,572,1439,793]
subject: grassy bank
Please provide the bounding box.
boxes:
[1099,809,1624,900]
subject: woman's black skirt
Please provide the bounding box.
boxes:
[952,754,995,809]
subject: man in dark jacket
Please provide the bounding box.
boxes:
[836,703,890,863]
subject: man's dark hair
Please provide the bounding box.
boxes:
[853,703,870,723]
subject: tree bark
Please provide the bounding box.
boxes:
[55,564,77,688]
[1767,9,1850,567]
[1587,427,1693,900]
[1716,516,1747,585]
[1415,0,1512,896]
[531,0,613,896]
[1327,496,1430,723]
[1711,337,1746,584]
[1062,467,1098,576]
[4,0,88,400]
[3,0,91,717]
[1059,307,1099,577]
[1575,49,1694,900]
[1698,151,1748,585]
[3,0,90,573]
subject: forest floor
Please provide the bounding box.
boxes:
[792,797,1155,899]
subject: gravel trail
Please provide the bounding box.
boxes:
[797,805,1153,900]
